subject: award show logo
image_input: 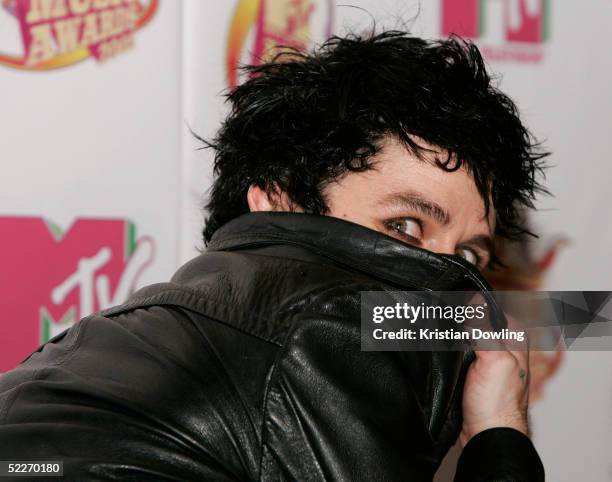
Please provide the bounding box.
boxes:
[226,0,334,88]
[441,0,550,63]
[0,0,158,70]
[0,217,155,371]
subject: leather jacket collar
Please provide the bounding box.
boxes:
[208,212,495,293]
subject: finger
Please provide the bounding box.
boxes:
[504,312,529,357]
[465,292,513,352]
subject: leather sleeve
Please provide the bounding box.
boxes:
[0,308,245,482]
[259,284,467,482]
[455,428,545,482]
[259,310,438,481]
[259,287,544,482]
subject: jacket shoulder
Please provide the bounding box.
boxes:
[108,250,391,347]
[0,304,273,480]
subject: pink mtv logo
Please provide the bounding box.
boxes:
[0,217,155,372]
[250,0,316,65]
[442,0,550,43]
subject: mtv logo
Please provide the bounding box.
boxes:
[0,217,154,372]
[442,0,550,44]
[250,0,315,65]
[226,0,333,88]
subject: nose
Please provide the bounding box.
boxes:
[422,237,457,257]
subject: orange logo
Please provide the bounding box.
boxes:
[226,0,333,87]
[0,0,158,70]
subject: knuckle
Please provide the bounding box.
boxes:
[492,351,518,369]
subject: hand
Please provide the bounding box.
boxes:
[460,343,530,447]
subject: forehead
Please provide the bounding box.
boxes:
[368,137,495,224]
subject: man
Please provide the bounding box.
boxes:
[0,31,547,480]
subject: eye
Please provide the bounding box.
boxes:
[456,247,479,266]
[386,218,423,241]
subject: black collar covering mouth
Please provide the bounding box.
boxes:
[207,211,506,330]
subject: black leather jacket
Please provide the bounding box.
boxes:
[0,213,544,481]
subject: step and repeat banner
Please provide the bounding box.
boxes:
[0,0,182,368]
[1,1,611,480]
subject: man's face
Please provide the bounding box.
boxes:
[322,137,496,270]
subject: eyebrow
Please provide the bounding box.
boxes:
[378,192,451,226]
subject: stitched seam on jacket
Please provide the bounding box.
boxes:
[47,315,91,369]
[0,384,24,424]
[256,343,327,482]
[101,289,285,347]
[118,304,265,480]
[0,317,89,425]
[256,286,333,481]
[256,280,387,481]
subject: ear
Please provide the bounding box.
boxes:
[247,185,276,212]
[247,184,301,212]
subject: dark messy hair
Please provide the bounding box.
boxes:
[200,30,548,244]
